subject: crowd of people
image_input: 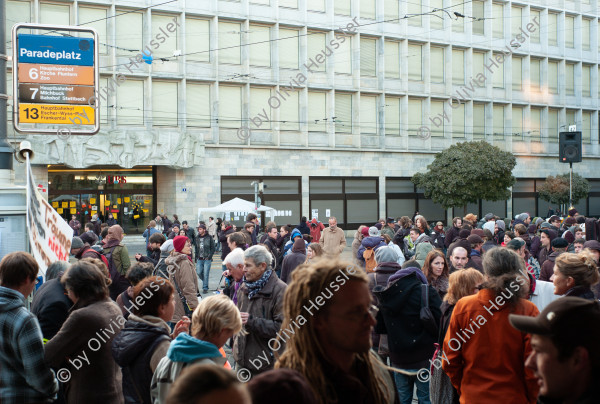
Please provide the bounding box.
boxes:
[0,208,599,403]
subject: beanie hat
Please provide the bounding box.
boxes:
[160,239,174,253]
[517,213,529,222]
[495,220,506,231]
[549,215,561,223]
[551,238,568,249]
[535,217,543,227]
[173,235,188,253]
[458,229,470,239]
[563,231,575,244]
[540,222,552,229]
[467,234,484,245]
[564,217,576,227]
[374,223,383,230]
[368,226,380,237]
[71,236,84,249]
[375,246,399,264]
[568,208,578,217]
[527,224,537,234]
[361,226,370,238]
[484,213,494,221]
[470,228,485,238]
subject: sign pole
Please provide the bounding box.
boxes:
[569,162,573,209]
[0,0,14,184]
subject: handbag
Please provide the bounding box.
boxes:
[420,284,439,337]
[429,343,458,404]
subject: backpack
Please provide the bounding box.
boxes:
[363,247,377,273]
[89,249,110,273]
[104,246,124,285]
[153,257,169,279]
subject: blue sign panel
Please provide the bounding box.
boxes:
[18,34,94,66]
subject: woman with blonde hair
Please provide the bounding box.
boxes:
[305,242,323,263]
[552,250,599,300]
[151,294,243,403]
[422,250,450,299]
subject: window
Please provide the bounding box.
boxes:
[219,86,242,128]
[566,110,576,129]
[250,87,272,129]
[452,0,464,33]
[430,0,443,30]
[492,53,504,88]
[280,0,298,8]
[251,0,270,4]
[7,1,31,44]
[430,100,445,136]
[512,106,524,139]
[79,7,108,55]
[116,11,142,54]
[511,7,522,38]
[548,13,558,46]
[473,51,485,82]
[384,0,399,21]
[385,97,401,136]
[360,38,377,76]
[361,0,376,19]
[492,3,503,39]
[582,65,591,97]
[335,93,353,133]
[430,47,444,83]
[452,49,465,85]
[530,10,541,43]
[530,59,541,90]
[219,21,241,64]
[452,103,465,138]
[493,104,504,139]
[582,18,591,50]
[280,89,299,131]
[307,31,327,72]
[547,109,559,142]
[384,41,400,79]
[473,104,485,139]
[249,25,271,67]
[117,80,144,126]
[336,35,352,74]
[41,3,69,25]
[307,0,325,12]
[565,15,574,48]
[582,111,592,143]
[408,0,421,27]
[186,18,210,62]
[472,1,484,35]
[408,98,422,135]
[308,91,327,132]
[512,57,522,91]
[565,63,575,95]
[152,14,178,59]
[360,95,377,134]
[548,61,558,94]
[279,28,299,69]
[335,0,351,16]
[408,44,423,81]
[153,81,178,126]
[529,108,541,141]
[186,83,211,127]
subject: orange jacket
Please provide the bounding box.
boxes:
[442,288,539,404]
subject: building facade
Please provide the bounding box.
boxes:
[6,0,600,232]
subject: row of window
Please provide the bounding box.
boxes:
[10,75,595,142]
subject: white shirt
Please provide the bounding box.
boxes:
[530,280,560,312]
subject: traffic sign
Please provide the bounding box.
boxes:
[12,24,99,135]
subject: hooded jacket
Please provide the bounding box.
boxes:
[150,333,226,404]
[373,268,442,369]
[165,252,199,322]
[0,287,59,404]
[357,236,387,266]
[308,220,325,243]
[296,221,311,235]
[111,315,171,404]
[539,250,564,282]
[283,229,303,256]
[280,238,307,283]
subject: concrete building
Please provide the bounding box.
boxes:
[6,0,600,233]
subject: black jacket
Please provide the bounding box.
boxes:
[280,240,306,283]
[138,249,161,267]
[565,286,597,301]
[111,318,171,404]
[296,221,311,235]
[374,271,442,369]
[31,279,73,340]
[444,226,461,248]
[195,233,216,260]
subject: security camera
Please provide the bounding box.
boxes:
[14,140,34,163]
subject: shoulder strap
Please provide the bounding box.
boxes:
[421,283,429,309]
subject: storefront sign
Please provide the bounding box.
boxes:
[26,159,73,277]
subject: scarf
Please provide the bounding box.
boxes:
[387,267,428,286]
[244,269,272,300]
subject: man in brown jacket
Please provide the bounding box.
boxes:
[319,217,347,257]
[233,245,286,376]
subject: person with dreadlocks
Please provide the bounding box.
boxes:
[275,259,396,404]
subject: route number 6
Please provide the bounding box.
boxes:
[29,68,38,80]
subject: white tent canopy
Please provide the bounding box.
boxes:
[198,198,275,222]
